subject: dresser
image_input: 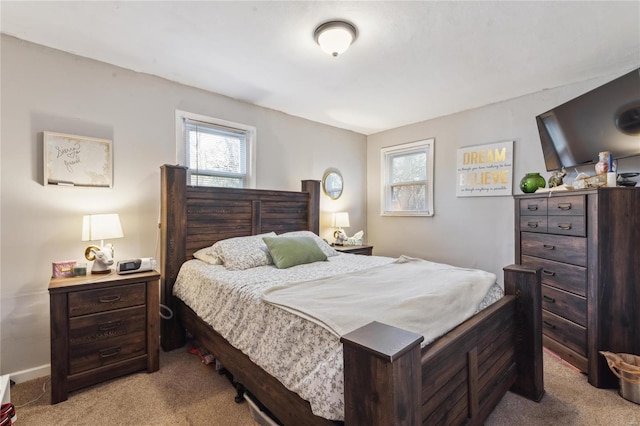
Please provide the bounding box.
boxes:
[49,271,160,403]
[515,187,640,388]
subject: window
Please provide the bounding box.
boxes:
[175,110,256,188]
[381,139,435,216]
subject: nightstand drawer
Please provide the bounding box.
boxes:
[69,331,147,374]
[68,283,146,317]
[521,255,587,296]
[542,285,586,327]
[521,233,587,266]
[542,310,586,356]
[69,306,146,346]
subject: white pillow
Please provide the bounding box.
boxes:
[192,246,222,265]
[278,230,339,257]
[215,232,277,270]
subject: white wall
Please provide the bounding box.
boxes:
[367,74,640,281]
[0,35,367,377]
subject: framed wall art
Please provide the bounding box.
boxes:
[456,140,513,197]
[44,132,113,187]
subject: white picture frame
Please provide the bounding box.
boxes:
[44,132,113,187]
[456,140,513,197]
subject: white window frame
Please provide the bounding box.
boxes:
[380,138,435,217]
[175,110,256,188]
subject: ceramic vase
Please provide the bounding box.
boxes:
[520,172,546,193]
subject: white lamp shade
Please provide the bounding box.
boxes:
[334,212,350,228]
[314,21,357,57]
[82,214,124,241]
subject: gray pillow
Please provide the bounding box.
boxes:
[263,236,328,269]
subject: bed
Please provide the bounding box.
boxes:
[160,164,544,426]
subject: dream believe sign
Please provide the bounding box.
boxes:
[456,141,513,197]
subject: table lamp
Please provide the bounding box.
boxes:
[82,213,124,274]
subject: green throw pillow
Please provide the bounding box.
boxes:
[263,236,328,269]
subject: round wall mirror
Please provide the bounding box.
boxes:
[322,170,343,200]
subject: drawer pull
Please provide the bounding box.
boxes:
[543,295,556,303]
[542,269,556,277]
[543,320,556,329]
[543,244,555,250]
[558,223,572,230]
[99,295,121,303]
[557,203,572,210]
[527,205,539,211]
[99,347,122,358]
[527,222,539,228]
[98,321,122,331]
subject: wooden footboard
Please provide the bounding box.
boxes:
[341,264,543,426]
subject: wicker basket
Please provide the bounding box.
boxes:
[601,351,640,404]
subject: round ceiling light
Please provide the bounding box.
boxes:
[314,20,358,57]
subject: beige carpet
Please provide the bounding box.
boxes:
[10,348,640,425]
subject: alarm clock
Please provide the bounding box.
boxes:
[116,258,157,275]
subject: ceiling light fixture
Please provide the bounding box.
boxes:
[314,20,358,57]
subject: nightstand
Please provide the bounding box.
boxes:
[333,245,374,256]
[48,270,160,404]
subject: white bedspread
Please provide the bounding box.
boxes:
[263,256,497,343]
[173,254,503,421]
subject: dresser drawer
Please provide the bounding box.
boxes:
[548,195,585,216]
[542,285,587,327]
[519,216,547,233]
[68,283,146,317]
[542,311,586,356]
[69,306,146,346]
[547,215,586,237]
[519,198,547,216]
[521,255,587,296]
[69,331,147,374]
[521,233,587,266]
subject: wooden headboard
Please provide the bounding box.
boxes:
[160,164,320,349]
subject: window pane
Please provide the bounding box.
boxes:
[189,174,244,188]
[390,152,426,183]
[187,129,246,174]
[178,112,255,189]
[380,138,434,216]
[391,184,426,211]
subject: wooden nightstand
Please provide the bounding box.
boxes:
[333,245,374,256]
[48,270,160,404]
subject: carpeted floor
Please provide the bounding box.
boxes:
[9,348,640,425]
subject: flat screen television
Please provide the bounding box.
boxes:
[536,68,640,171]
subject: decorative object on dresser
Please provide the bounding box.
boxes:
[332,244,373,256]
[49,270,160,404]
[519,172,546,193]
[82,214,124,274]
[160,164,544,426]
[515,187,640,388]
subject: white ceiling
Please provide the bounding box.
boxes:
[1,1,639,135]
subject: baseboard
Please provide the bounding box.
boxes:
[9,364,50,384]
